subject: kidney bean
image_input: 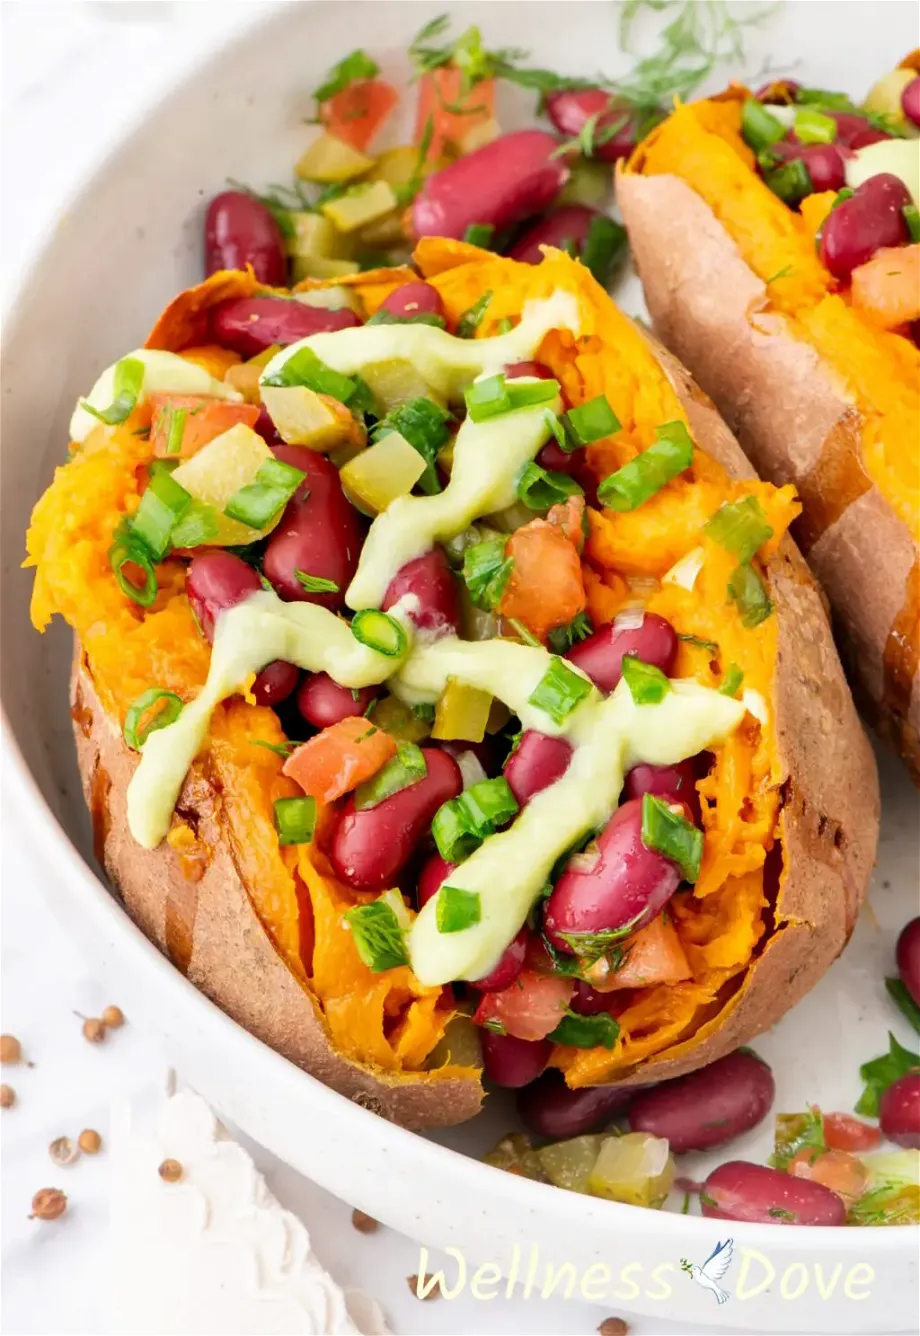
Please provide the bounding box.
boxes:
[537,439,578,474]
[505,361,554,380]
[209,296,361,358]
[412,130,568,242]
[417,852,455,909]
[378,281,445,322]
[628,1050,775,1153]
[544,798,680,954]
[296,673,375,729]
[903,76,920,128]
[204,191,287,286]
[879,1073,920,1149]
[546,88,654,162]
[382,548,460,636]
[896,917,920,1006]
[253,403,281,445]
[701,1161,846,1225]
[820,173,912,279]
[480,1031,552,1088]
[251,660,300,708]
[186,551,263,641]
[504,731,573,806]
[828,111,892,149]
[770,139,846,194]
[262,446,363,610]
[509,206,602,265]
[472,929,528,993]
[570,980,615,1015]
[330,749,462,892]
[566,613,677,693]
[517,1070,636,1138]
[624,759,700,822]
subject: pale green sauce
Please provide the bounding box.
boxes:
[70,350,242,445]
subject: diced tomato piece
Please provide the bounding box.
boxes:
[498,519,586,640]
[321,78,399,152]
[823,1112,882,1152]
[851,244,920,329]
[474,969,574,1042]
[414,69,496,158]
[149,395,260,460]
[592,913,692,991]
[546,494,587,552]
[788,1148,868,1207]
[282,715,397,804]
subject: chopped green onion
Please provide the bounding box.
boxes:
[597,420,693,511]
[546,611,593,655]
[560,395,620,448]
[436,885,482,933]
[170,500,220,549]
[129,470,192,561]
[580,216,628,288]
[495,317,514,334]
[462,538,513,610]
[412,702,436,723]
[109,536,158,607]
[621,655,670,705]
[350,609,408,658]
[354,743,427,810]
[528,657,594,725]
[704,495,774,564]
[886,978,920,1036]
[372,397,451,495]
[794,107,836,143]
[759,152,813,207]
[741,98,786,152]
[313,48,379,102]
[432,777,519,862]
[543,409,567,450]
[164,406,187,455]
[295,571,340,595]
[516,462,583,511]
[346,899,409,972]
[678,632,719,654]
[224,457,305,530]
[273,795,317,846]
[262,347,357,402]
[465,373,559,424]
[549,1010,619,1050]
[147,459,179,479]
[366,309,446,329]
[81,356,145,426]
[831,186,855,210]
[463,223,495,248]
[903,204,920,244]
[720,663,744,697]
[641,793,703,882]
[728,564,774,627]
[431,801,480,863]
[455,290,492,339]
[123,688,183,750]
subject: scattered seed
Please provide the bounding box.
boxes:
[1,1084,15,1109]
[30,1188,67,1221]
[351,1208,379,1234]
[1,1035,22,1064]
[101,1006,125,1029]
[82,1018,106,1044]
[598,1319,629,1336]
[406,1274,440,1301]
[158,1158,183,1183]
[49,1137,79,1167]
[78,1129,102,1154]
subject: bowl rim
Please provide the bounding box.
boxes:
[1,0,911,1249]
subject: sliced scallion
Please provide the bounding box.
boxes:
[759,152,813,206]
[350,609,408,658]
[549,1010,619,1049]
[431,777,519,863]
[597,420,693,511]
[560,395,620,448]
[169,500,220,549]
[109,536,158,607]
[621,654,670,705]
[354,743,427,810]
[640,793,703,883]
[123,688,183,750]
[224,457,305,530]
[295,570,340,595]
[262,346,357,402]
[346,899,409,972]
[273,795,317,846]
[129,470,192,561]
[435,885,482,933]
[463,223,496,248]
[462,538,513,610]
[372,397,450,495]
[728,564,773,627]
[516,462,583,511]
[704,495,774,564]
[720,663,744,697]
[527,657,593,724]
[164,406,187,455]
[455,290,492,339]
[794,107,836,143]
[81,356,145,426]
[741,98,786,152]
[580,215,628,288]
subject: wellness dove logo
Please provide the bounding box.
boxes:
[679,1238,734,1304]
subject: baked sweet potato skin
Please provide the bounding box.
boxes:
[617,170,919,781]
[70,652,482,1131]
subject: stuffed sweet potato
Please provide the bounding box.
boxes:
[619,55,920,781]
[26,242,878,1129]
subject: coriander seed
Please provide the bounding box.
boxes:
[78,1129,102,1154]
[1,1035,22,1064]
[101,1006,125,1029]
[30,1188,67,1221]
[158,1158,183,1183]
[0,1084,15,1108]
[49,1137,79,1166]
[82,1018,106,1044]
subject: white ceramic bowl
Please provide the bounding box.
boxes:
[3,4,918,1331]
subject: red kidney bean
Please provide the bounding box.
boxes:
[204,191,287,286]
[417,852,455,909]
[544,797,680,954]
[379,281,445,321]
[903,76,920,128]
[701,1161,846,1225]
[509,206,602,265]
[253,403,281,445]
[820,173,912,279]
[828,111,892,149]
[412,130,568,242]
[262,446,363,610]
[296,673,375,729]
[771,139,846,194]
[504,731,573,806]
[382,548,460,636]
[537,439,578,474]
[628,1050,775,1152]
[440,736,500,778]
[505,361,554,380]
[480,1031,552,1088]
[896,917,920,1007]
[186,551,263,641]
[570,980,615,1015]
[472,928,528,993]
[624,759,700,822]
[209,296,361,358]
[330,750,462,892]
[566,613,677,693]
[545,89,655,163]
[517,1070,636,1138]
[251,660,300,708]
[879,1073,920,1149]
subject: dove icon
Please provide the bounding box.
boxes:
[680,1238,733,1304]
